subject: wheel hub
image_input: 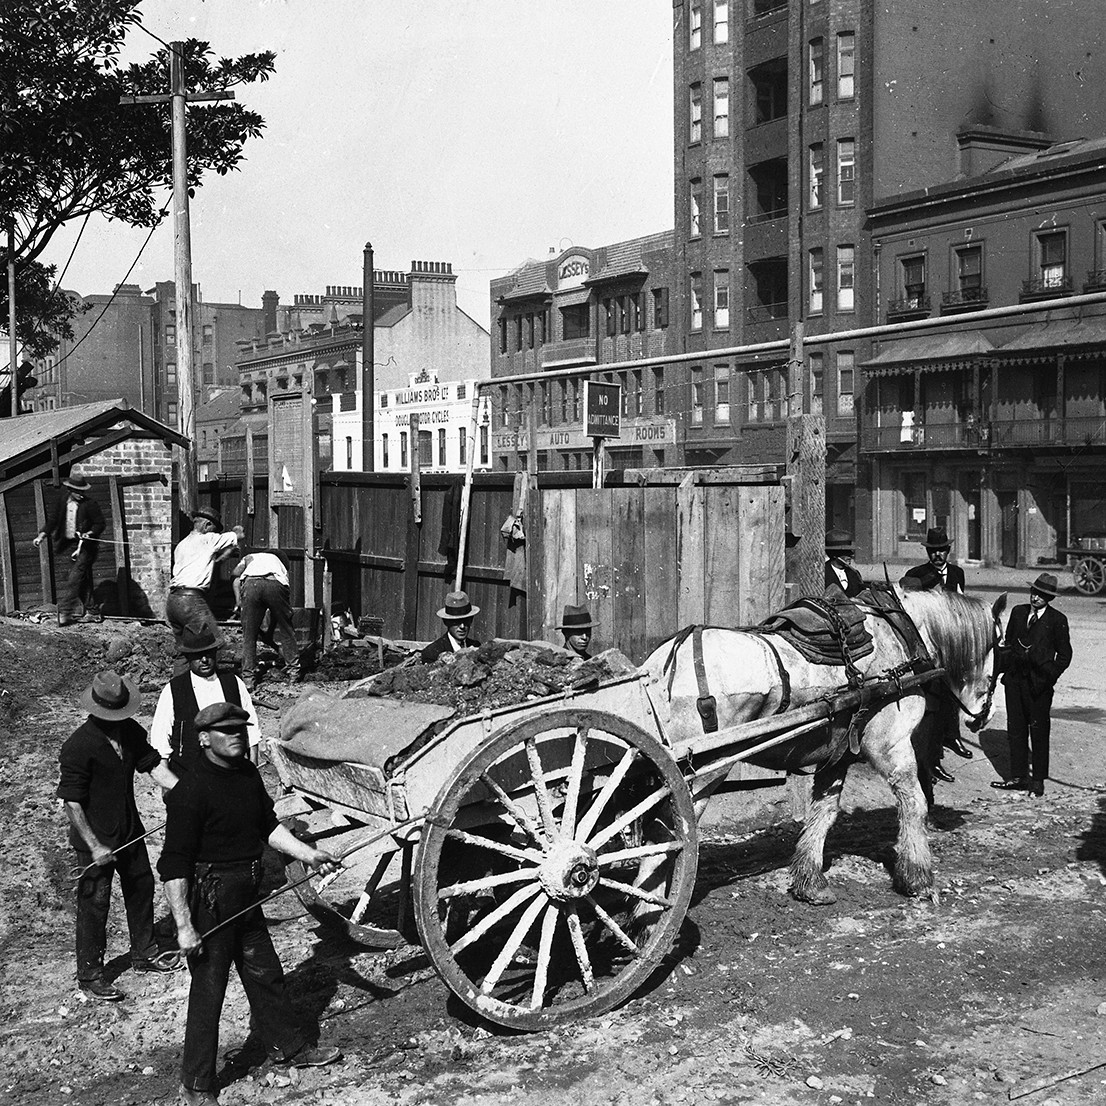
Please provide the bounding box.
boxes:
[538,840,599,901]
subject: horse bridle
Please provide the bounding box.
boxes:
[944,610,1003,732]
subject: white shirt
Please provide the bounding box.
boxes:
[170,530,240,589]
[239,551,290,588]
[148,673,261,757]
[64,498,79,539]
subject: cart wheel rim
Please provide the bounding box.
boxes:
[1073,557,1105,595]
[414,708,697,1030]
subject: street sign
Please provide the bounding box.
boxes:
[584,380,621,439]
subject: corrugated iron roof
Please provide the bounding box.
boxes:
[996,316,1106,353]
[861,332,994,371]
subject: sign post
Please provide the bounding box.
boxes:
[584,380,621,490]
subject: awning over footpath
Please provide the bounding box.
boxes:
[995,317,1106,362]
[860,333,995,376]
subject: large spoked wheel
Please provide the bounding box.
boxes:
[414,708,698,1030]
[1072,556,1105,595]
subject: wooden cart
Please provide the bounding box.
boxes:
[268,665,936,1030]
[1061,536,1106,595]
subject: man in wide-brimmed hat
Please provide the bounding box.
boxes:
[902,526,965,594]
[33,468,106,626]
[557,604,595,659]
[148,625,260,777]
[57,670,179,1001]
[420,591,482,663]
[823,529,864,597]
[166,506,244,667]
[992,572,1072,798]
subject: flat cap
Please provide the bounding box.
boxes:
[194,701,251,733]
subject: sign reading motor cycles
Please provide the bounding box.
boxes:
[584,380,621,439]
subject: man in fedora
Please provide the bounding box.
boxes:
[824,529,864,597]
[992,572,1072,798]
[167,506,244,665]
[57,670,179,1001]
[902,526,965,594]
[557,604,595,659]
[149,625,261,778]
[421,591,482,663]
[33,468,106,626]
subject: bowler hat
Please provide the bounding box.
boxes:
[179,625,223,656]
[557,604,594,632]
[195,701,251,733]
[825,528,855,553]
[1029,572,1060,598]
[63,471,93,493]
[923,527,952,550]
[192,506,223,528]
[80,670,141,721]
[437,591,479,621]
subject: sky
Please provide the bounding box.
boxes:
[38,0,676,330]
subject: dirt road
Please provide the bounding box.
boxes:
[2,602,1106,1106]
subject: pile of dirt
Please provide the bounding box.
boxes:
[348,639,638,714]
[313,641,411,682]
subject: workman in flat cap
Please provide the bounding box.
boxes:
[160,702,342,1105]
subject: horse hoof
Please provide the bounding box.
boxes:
[790,884,837,906]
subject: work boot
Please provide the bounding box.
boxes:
[990,777,1029,791]
[79,978,125,1002]
[179,1085,219,1105]
[271,1044,342,1069]
[82,610,104,623]
[1029,778,1045,797]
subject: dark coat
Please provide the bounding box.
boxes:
[903,561,965,593]
[57,717,161,850]
[420,632,482,664]
[43,490,106,556]
[824,558,864,597]
[1001,603,1072,696]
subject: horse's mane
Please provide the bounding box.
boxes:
[898,589,994,685]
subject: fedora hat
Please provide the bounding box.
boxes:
[191,506,223,528]
[825,528,855,553]
[557,604,594,632]
[923,526,952,550]
[1029,572,1060,598]
[80,670,141,721]
[179,625,223,656]
[63,471,93,493]
[437,591,479,621]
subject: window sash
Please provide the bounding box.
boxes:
[809,39,824,104]
[690,276,703,329]
[713,175,730,233]
[713,0,728,43]
[713,78,729,137]
[690,0,702,48]
[714,272,730,327]
[690,85,702,142]
[837,352,855,416]
[809,145,824,208]
[837,139,855,204]
[690,181,702,236]
[809,249,824,313]
[837,246,855,310]
[837,32,855,97]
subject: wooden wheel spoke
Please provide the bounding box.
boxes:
[559,726,589,839]
[438,867,537,901]
[445,827,543,865]
[450,882,542,956]
[587,784,672,850]
[597,841,685,866]
[585,896,642,956]
[479,771,547,846]
[530,904,559,1011]
[316,869,342,892]
[564,904,595,992]
[575,745,637,843]
[525,737,560,840]
[596,876,673,908]
[481,894,547,994]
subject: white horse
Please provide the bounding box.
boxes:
[642,588,1006,904]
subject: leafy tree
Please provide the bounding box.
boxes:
[0,261,84,360]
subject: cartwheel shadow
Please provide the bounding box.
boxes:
[1075,795,1106,875]
[977,725,1014,782]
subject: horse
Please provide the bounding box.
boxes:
[641,587,1006,905]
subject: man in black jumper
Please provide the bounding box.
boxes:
[420,591,482,663]
[160,702,341,1106]
[992,572,1072,798]
[57,670,179,1001]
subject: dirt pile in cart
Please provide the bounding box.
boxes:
[346,639,638,714]
[313,640,410,682]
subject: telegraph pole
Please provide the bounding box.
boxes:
[361,243,375,470]
[6,223,17,417]
[121,42,234,511]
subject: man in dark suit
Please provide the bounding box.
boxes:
[823,529,864,597]
[57,670,179,1000]
[33,469,106,626]
[901,526,966,594]
[420,591,482,663]
[992,572,1072,797]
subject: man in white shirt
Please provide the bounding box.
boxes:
[166,507,243,668]
[149,626,261,774]
[230,550,301,690]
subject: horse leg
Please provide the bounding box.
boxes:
[789,759,850,906]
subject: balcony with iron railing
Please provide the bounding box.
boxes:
[990,414,1106,448]
[863,421,987,452]
[940,287,989,314]
[1020,274,1074,301]
[540,335,598,368]
[864,414,1106,453]
[886,293,931,321]
[1085,269,1106,292]
[746,300,789,324]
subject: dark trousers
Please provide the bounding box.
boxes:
[58,546,99,620]
[240,578,300,685]
[1005,680,1054,781]
[166,588,219,674]
[181,862,306,1093]
[74,844,157,982]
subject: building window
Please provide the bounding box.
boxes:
[1036,230,1068,288]
[747,370,784,423]
[382,434,389,468]
[527,314,535,349]
[457,383,466,400]
[438,428,447,466]
[809,248,824,314]
[809,353,824,415]
[605,298,617,336]
[837,138,855,204]
[498,317,507,354]
[690,83,702,143]
[901,255,926,308]
[542,309,551,343]
[750,58,788,124]
[544,382,555,424]
[713,0,728,43]
[202,362,214,384]
[715,365,730,422]
[515,316,524,351]
[620,373,630,418]
[690,178,702,237]
[713,77,729,138]
[837,245,855,311]
[620,295,632,334]
[480,424,489,465]
[561,303,590,339]
[690,273,703,330]
[809,144,824,208]
[455,426,466,469]
[631,370,643,416]
[691,366,704,424]
[632,292,644,331]
[713,174,730,233]
[955,245,983,300]
[713,270,730,328]
[166,362,177,385]
[167,401,178,424]
[837,350,855,416]
[809,39,824,104]
[690,0,702,49]
[653,287,670,328]
[654,368,665,415]
[837,31,855,99]
[400,431,408,468]
[165,325,176,344]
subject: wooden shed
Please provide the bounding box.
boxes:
[0,401,187,617]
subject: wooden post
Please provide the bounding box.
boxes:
[7,223,17,417]
[302,384,316,608]
[244,424,255,517]
[321,560,333,652]
[109,476,131,616]
[402,412,422,640]
[453,394,480,592]
[409,413,422,524]
[527,396,538,475]
[0,493,15,613]
[33,481,52,603]
[592,438,604,490]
